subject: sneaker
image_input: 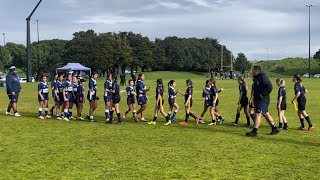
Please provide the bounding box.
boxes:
[122,115,126,119]
[45,115,51,119]
[148,121,156,125]
[230,122,238,126]
[38,116,45,119]
[90,119,98,122]
[5,111,13,116]
[199,120,205,124]
[208,122,216,126]
[164,120,172,126]
[179,122,188,125]
[69,116,75,120]
[171,118,177,123]
[246,131,258,137]
[106,118,110,123]
[77,117,85,121]
[297,127,306,131]
[63,117,69,121]
[14,113,21,117]
[270,127,280,135]
[86,115,91,120]
[57,116,62,120]
[195,117,199,124]
[140,118,148,122]
[308,127,315,131]
[243,124,251,127]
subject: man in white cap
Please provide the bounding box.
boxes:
[5,66,22,117]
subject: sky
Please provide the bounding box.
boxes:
[0,0,319,60]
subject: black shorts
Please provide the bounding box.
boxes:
[297,96,306,111]
[255,100,269,115]
[168,99,176,106]
[240,97,249,107]
[277,102,287,111]
[8,93,19,103]
[113,94,121,104]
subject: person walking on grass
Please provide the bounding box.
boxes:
[167,80,180,123]
[231,76,251,127]
[148,79,171,126]
[38,74,51,119]
[122,80,137,120]
[291,74,314,131]
[246,66,280,137]
[87,72,98,122]
[179,79,199,125]
[135,73,150,122]
[6,66,22,117]
[276,78,288,130]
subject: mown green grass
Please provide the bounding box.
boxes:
[0,71,319,179]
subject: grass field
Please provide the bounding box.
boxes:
[0,71,319,179]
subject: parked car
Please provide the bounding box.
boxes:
[19,77,35,83]
[313,74,320,78]
[303,73,313,78]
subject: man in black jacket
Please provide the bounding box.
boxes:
[5,66,22,117]
[246,66,279,137]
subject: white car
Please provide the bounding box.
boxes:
[303,73,313,78]
[19,77,35,83]
[313,74,320,78]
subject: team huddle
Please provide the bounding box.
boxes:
[4,65,314,137]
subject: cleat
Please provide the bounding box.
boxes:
[230,122,238,126]
[38,116,45,119]
[179,122,188,125]
[243,124,251,127]
[246,131,258,137]
[199,120,205,124]
[148,121,156,125]
[122,115,126,119]
[5,111,13,116]
[208,122,216,126]
[171,118,177,123]
[86,115,90,120]
[45,115,51,119]
[77,117,84,121]
[69,116,75,120]
[270,127,280,135]
[308,127,315,131]
[63,117,69,121]
[164,120,172,126]
[297,127,306,131]
[14,113,21,117]
[56,117,62,120]
[140,118,148,122]
[90,119,97,122]
[195,117,199,124]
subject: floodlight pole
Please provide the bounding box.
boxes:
[306,4,313,78]
[26,0,43,82]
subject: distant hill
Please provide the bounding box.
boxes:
[253,57,320,77]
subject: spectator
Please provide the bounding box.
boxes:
[5,66,22,117]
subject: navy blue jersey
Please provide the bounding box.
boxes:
[239,84,247,97]
[156,86,164,99]
[64,81,73,92]
[126,86,135,97]
[104,80,113,96]
[113,81,120,95]
[210,85,218,100]
[6,74,21,94]
[73,83,78,95]
[253,73,273,103]
[55,81,64,94]
[88,78,97,92]
[185,86,193,100]
[77,84,84,97]
[278,87,286,101]
[136,80,146,96]
[294,83,305,97]
[38,82,49,95]
[203,87,211,101]
[168,86,176,100]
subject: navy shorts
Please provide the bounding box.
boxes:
[254,101,269,115]
[168,99,176,106]
[8,93,19,103]
[297,96,306,111]
[138,96,147,105]
[113,94,121,104]
[240,96,249,107]
[87,92,97,102]
[127,96,135,105]
[65,92,74,102]
[277,102,287,111]
[204,100,213,108]
[38,94,49,101]
[104,95,112,102]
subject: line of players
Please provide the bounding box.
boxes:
[37,67,314,136]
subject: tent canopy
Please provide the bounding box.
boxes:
[57,63,91,71]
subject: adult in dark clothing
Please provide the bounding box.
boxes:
[246,66,279,137]
[131,73,136,84]
[120,73,126,86]
[5,66,21,117]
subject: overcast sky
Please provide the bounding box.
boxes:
[1,0,319,60]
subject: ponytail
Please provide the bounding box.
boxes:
[293,74,302,83]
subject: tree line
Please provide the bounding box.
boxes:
[0,30,252,79]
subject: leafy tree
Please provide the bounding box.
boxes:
[314,49,320,60]
[233,53,251,74]
[0,46,11,71]
[5,43,26,70]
